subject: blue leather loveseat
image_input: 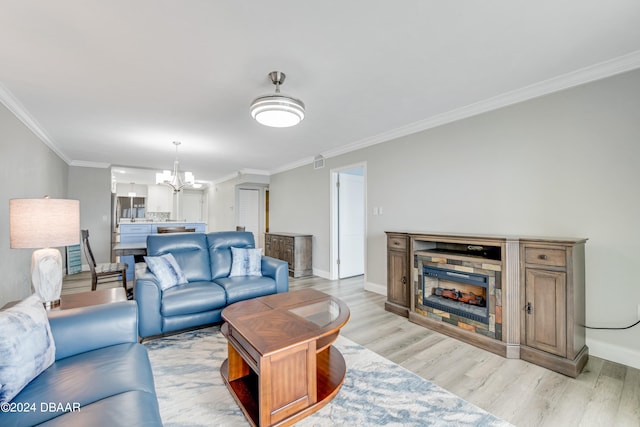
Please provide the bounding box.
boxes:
[0,301,162,427]
[135,231,289,339]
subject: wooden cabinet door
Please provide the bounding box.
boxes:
[387,250,409,308]
[272,235,283,259]
[283,237,294,268]
[525,268,567,357]
[265,234,273,257]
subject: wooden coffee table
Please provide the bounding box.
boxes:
[220,289,350,427]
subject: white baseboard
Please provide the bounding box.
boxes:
[364,281,386,296]
[587,336,640,370]
[312,268,331,279]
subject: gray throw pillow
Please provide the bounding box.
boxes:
[229,247,263,277]
[144,253,188,291]
[0,294,56,403]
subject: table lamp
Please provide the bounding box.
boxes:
[10,197,80,308]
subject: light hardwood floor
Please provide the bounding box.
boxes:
[63,273,640,427]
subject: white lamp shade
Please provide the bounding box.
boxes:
[10,198,80,307]
[10,198,80,248]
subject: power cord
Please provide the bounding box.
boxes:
[583,319,640,330]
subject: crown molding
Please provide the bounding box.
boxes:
[269,156,316,175]
[315,49,640,164]
[70,160,111,168]
[239,168,271,176]
[212,171,242,185]
[0,82,72,164]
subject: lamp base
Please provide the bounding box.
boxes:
[31,248,63,308]
[43,299,61,309]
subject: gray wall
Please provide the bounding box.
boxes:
[269,68,640,369]
[0,106,112,306]
[68,165,112,264]
[0,103,69,305]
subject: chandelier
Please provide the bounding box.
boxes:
[250,71,305,128]
[155,141,196,193]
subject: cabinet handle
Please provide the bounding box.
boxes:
[526,302,533,314]
[538,254,548,260]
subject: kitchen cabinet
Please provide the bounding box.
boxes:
[118,224,152,281]
[146,185,173,213]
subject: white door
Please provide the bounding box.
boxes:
[338,170,365,278]
[238,188,260,244]
[181,190,204,221]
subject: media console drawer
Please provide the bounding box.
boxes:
[387,235,407,250]
[524,247,566,267]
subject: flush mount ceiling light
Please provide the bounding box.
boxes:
[250,71,305,128]
[155,141,200,193]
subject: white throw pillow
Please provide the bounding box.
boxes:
[229,247,263,277]
[0,294,56,403]
[144,253,188,291]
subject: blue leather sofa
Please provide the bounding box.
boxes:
[135,231,289,339]
[0,301,162,427]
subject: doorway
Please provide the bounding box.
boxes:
[330,163,366,280]
[236,185,268,248]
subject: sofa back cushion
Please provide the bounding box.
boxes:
[207,232,256,279]
[146,233,211,282]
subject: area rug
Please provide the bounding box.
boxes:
[144,326,512,427]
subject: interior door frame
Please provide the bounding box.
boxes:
[235,184,268,248]
[329,162,367,281]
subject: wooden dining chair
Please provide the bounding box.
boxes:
[81,230,129,295]
[157,226,196,233]
[157,226,187,233]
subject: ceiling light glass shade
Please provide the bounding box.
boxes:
[250,71,305,128]
[250,94,305,128]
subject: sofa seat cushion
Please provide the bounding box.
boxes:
[161,281,227,317]
[1,343,155,427]
[214,276,277,305]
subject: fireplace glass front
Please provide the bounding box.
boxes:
[422,266,489,324]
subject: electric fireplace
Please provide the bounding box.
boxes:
[422,266,489,323]
[414,242,503,341]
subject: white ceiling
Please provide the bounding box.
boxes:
[2,1,640,185]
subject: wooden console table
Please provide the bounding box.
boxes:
[264,233,312,277]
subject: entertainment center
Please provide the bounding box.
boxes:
[385,231,588,377]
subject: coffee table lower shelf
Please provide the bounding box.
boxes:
[220,345,346,427]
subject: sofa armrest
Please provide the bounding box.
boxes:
[135,268,161,287]
[48,301,138,360]
[135,268,164,339]
[261,256,289,293]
